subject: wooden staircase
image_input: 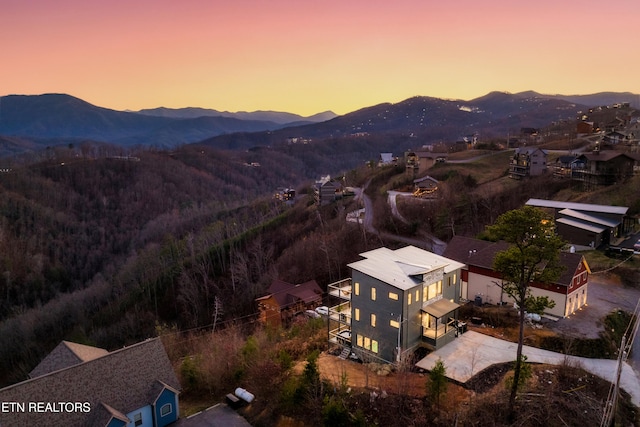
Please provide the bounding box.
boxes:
[338,347,351,360]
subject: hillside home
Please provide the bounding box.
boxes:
[378,152,395,166]
[576,121,595,135]
[328,246,465,364]
[570,150,639,188]
[405,151,448,177]
[444,236,590,318]
[413,176,439,198]
[314,175,343,206]
[509,147,548,179]
[525,199,630,248]
[603,130,631,145]
[256,279,323,328]
[553,155,579,178]
[0,338,180,427]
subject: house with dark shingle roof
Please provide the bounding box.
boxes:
[29,340,109,379]
[444,236,590,318]
[0,338,180,427]
[571,150,639,188]
[256,279,323,327]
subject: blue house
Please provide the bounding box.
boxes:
[0,338,181,427]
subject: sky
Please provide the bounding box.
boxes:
[2,0,640,116]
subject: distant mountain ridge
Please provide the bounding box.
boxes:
[0,91,637,156]
[136,106,337,125]
[0,94,319,150]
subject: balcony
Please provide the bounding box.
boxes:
[328,278,352,301]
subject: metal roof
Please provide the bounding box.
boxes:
[348,246,464,291]
[422,298,460,318]
[558,209,620,227]
[556,217,607,234]
[526,198,628,215]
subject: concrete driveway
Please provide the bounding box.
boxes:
[417,272,640,406]
[416,330,640,407]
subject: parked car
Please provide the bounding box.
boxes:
[634,239,640,252]
[337,330,351,345]
[305,309,320,319]
[315,306,329,316]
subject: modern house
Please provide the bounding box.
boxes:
[444,236,590,318]
[0,338,180,427]
[256,279,323,328]
[328,246,465,364]
[509,147,548,179]
[571,150,639,189]
[525,198,630,248]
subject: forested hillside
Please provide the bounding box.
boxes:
[1,104,639,389]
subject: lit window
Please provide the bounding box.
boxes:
[371,314,376,327]
[371,340,378,353]
[356,334,363,347]
[453,273,457,284]
[437,280,442,294]
[354,308,360,321]
[364,337,371,350]
[415,290,419,302]
[389,292,399,301]
[390,319,400,328]
[408,293,412,305]
[371,287,376,301]
[355,282,360,296]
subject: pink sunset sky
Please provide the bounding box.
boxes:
[2,0,639,116]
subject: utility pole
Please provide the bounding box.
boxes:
[396,314,402,362]
[601,297,640,426]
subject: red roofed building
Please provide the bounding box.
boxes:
[256,279,323,327]
[444,236,590,318]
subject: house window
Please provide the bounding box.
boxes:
[390,319,400,328]
[134,413,143,427]
[357,334,378,354]
[371,313,376,327]
[453,273,457,285]
[415,290,419,303]
[354,282,360,296]
[160,403,172,417]
[389,292,399,301]
[408,293,412,305]
[354,308,360,321]
[371,287,376,301]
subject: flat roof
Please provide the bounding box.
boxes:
[422,298,460,318]
[348,246,464,291]
[526,198,628,215]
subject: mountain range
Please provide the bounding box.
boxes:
[0,91,637,156]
